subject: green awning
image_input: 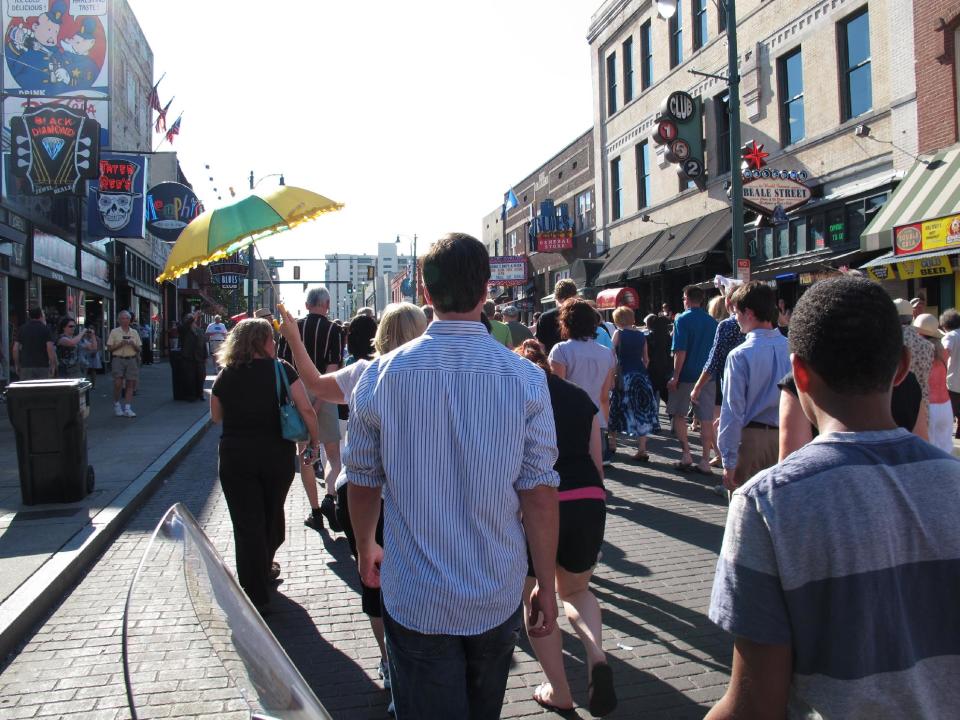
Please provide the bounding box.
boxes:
[862,145,960,251]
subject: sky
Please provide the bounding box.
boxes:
[126,0,598,311]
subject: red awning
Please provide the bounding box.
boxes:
[596,287,639,310]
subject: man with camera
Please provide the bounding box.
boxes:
[106,310,141,417]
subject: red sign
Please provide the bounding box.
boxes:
[537,231,574,252]
[737,259,751,282]
[655,119,678,144]
[596,287,639,310]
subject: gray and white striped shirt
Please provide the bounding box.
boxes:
[346,320,560,635]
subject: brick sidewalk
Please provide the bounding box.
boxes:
[0,423,732,719]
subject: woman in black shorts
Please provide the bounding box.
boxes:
[515,339,617,716]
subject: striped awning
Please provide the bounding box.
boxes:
[862,145,960,251]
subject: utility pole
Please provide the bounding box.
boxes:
[726,0,744,271]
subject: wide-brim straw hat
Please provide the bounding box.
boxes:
[913,313,943,339]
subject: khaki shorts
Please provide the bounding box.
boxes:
[112,356,140,381]
[733,426,779,487]
[310,393,342,445]
[667,381,715,422]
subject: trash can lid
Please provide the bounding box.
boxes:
[6,378,92,393]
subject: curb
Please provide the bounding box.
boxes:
[0,412,212,662]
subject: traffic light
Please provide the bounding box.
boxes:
[302,282,307,291]
[366,264,375,280]
[347,281,354,294]
[293,265,301,280]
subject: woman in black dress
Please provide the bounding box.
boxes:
[643,313,673,413]
[179,313,208,400]
[516,339,617,716]
[211,318,318,612]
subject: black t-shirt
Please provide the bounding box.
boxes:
[547,373,603,492]
[535,308,562,354]
[278,313,342,372]
[212,358,299,443]
[779,370,922,432]
[18,320,52,367]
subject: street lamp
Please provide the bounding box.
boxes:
[245,171,285,316]
[395,233,419,304]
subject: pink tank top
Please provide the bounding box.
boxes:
[929,359,950,404]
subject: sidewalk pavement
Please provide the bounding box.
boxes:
[0,360,215,660]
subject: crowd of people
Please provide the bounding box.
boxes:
[205,232,959,720]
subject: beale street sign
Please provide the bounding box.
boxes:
[741,175,812,214]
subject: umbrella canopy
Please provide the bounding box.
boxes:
[157,185,343,282]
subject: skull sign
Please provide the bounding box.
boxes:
[98,192,136,230]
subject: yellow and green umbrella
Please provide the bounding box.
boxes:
[156,185,343,282]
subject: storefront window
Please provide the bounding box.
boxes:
[826,208,845,246]
[808,213,826,249]
[845,201,867,247]
[777,224,790,257]
[790,217,807,254]
[762,227,774,259]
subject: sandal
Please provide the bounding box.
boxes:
[532,682,574,712]
[632,452,650,462]
[588,663,617,717]
[673,461,695,472]
[709,456,723,468]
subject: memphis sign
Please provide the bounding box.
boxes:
[741,176,812,215]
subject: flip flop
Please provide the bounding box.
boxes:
[588,663,617,717]
[673,461,695,472]
[632,452,650,462]
[533,683,574,713]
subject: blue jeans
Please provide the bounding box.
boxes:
[383,605,522,719]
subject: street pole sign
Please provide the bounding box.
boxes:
[265,258,284,268]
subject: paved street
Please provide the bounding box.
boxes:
[0,417,732,719]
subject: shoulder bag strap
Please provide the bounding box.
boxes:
[274,359,284,405]
[320,321,335,372]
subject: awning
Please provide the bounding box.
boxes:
[529,252,566,274]
[596,287,640,310]
[751,247,869,280]
[861,245,960,268]
[662,209,731,271]
[569,258,605,288]
[629,217,702,278]
[595,230,664,286]
[862,145,960,251]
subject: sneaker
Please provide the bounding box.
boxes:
[304,508,323,532]
[378,660,391,689]
[320,494,342,533]
[711,484,727,498]
[123,406,136,418]
[114,402,124,417]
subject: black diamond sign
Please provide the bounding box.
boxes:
[10,106,100,196]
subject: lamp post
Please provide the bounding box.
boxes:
[246,171,285,316]
[662,0,744,271]
[395,233,418,304]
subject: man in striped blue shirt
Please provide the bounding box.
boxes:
[707,277,960,719]
[347,233,561,719]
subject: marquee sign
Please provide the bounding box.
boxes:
[739,140,812,218]
[145,181,203,241]
[489,255,527,286]
[10,104,99,195]
[536,230,574,252]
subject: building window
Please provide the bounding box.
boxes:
[714,91,731,174]
[575,190,594,233]
[839,7,872,121]
[611,158,622,221]
[607,52,618,115]
[640,21,653,91]
[636,141,651,209]
[776,224,789,257]
[826,207,846,246]
[718,2,727,33]
[778,48,805,146]
[693,0,708,51]
[622,37,634,104]
[790,217,807,254]
[670,1,683,69]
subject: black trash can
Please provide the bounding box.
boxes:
[5,378,95,505]
[169,349,194,400]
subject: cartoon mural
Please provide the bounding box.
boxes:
[3,0,108,97]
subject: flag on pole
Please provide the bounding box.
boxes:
[154,98,173,133]
[165,115,182,144]
[146,76,164,113]
[504,188,519,211]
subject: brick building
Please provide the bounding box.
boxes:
[482,128,598,316]
[588,0,917,314]
[914,0,960,154]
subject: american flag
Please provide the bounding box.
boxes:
[165,116,181,144]
[146,79,163,114]
[154,98,173,133]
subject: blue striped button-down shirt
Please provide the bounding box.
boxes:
[345,320,560,635]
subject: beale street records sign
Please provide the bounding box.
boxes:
[489,255,527,286]
[145,182,204,241]
[10,105,99,195]
[741,175,812,215]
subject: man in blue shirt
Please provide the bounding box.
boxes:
[347,233,560,719]
[666,285,719,474]
[717,282,790,492]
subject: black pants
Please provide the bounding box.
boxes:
[141,343,153,365]
[190,359,206,399]
[218,438,295,606]
[950,390,960,438]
